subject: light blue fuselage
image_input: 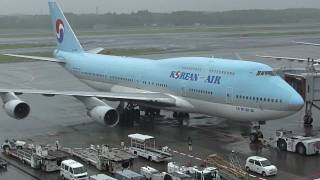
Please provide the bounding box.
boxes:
[56,51,304,122]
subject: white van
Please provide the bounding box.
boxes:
[60,159,88,180]
[245,156,277,176]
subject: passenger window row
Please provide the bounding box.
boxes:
[142,81,168,87]
[182,66,202,71]
[209,69,235,75]
[110,76,136,82]
[80,71,138,83]
[81,71,106,78]
[236,95,282,103]
[81,72,170,88]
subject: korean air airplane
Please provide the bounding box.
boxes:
[2,0,303,140]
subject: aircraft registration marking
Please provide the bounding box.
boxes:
[236,106,254,112]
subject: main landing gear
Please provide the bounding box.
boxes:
[140,108,162,125]
[117,102,190,127]
[118,102,140,127]
[173,112,190,126]
[117,102,163,127]
[249,122,264,143]
[144,108,161,118]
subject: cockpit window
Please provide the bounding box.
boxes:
[256,71,276,76]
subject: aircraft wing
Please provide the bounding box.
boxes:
[257,55,320,63]
[0,88,176,106]
[4,54,65,63]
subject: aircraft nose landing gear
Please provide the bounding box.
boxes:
[249,122,264,143]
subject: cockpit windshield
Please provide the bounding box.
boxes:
[256,71,276,76]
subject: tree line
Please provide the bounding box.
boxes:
[1,8,320,29]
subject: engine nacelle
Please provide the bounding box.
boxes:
[88,105,119,127]
[4,99,30,119]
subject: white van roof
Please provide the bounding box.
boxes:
[62,159,84,168]
[248,156,268,161]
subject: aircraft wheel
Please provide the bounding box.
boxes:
[262,171,267,177]
[296,143,306,155]
[249,133,258,143]
[304,115,313,127]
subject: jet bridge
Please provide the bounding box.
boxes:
[284,72,320,126]
[258,51,320,126]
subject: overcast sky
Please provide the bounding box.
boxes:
[1,0,320,15]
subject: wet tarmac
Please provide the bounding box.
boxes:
[0,29,320,180]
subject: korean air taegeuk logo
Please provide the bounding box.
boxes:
[56,19,64,43]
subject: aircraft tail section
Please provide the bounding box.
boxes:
[48,0,83,52]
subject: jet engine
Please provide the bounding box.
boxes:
[1,92,30,119]
[88,105,119,127]
[76,96,119,127]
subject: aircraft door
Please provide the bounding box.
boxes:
[181,86,187,97]
[226,87,233,104]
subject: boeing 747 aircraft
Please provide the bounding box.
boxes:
[2,0,303,141]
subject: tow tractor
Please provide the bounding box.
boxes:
[127,133,172,162]
[2,139,26,151]
[269,129,320,155]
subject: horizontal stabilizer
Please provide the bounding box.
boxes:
[294,41,320,47]
[87,47,104,54]
[3,54,65,63]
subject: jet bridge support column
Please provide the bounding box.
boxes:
[284,72,320,127]
[304,101,313,126]
[302,73,320,127]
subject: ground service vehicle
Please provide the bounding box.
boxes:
[90,174,117,180]
[275,129,320,155]
[128,134,172,162]
[167,162,221,180]
[60,159,88,180]
[115,169,146,180]
[245,156,277,176]
[2,139,26,151]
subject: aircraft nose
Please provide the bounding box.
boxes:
[288,94,304,111]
